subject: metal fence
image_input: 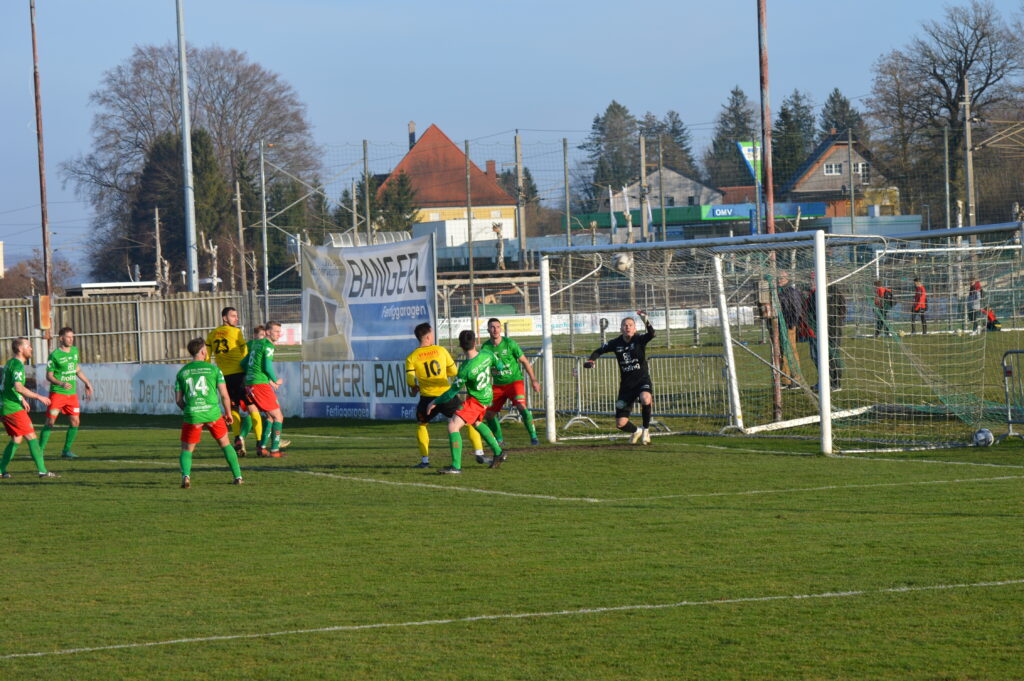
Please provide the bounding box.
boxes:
[0,290,303,364]
[1001,350,1024,442]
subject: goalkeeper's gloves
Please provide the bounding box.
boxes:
[583,360,595,369]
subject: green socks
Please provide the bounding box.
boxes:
[519,407,537,439]
[222,445,242,478]
[39,424,53,450]
[1,441,17,474]
[63,426,79,454]
[474,422,502,456]
[259,423,272,448]
[27,439,46,474]
[180,450,193,477]
[448,431,462,469]
[239,413,252,439]
[486,417,503,443]
[270,422,283,451]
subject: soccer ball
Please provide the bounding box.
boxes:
[972,428,995,447]
[612,252,633,272]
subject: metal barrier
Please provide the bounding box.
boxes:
[547,354,732,435]
[1000,350,1024,442]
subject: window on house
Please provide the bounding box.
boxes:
[429,213,440,221]
[665,197,675,207]
[491,210,501,218]
[687,196,695,206]
[824,163,843,176]
[853,162,869,174]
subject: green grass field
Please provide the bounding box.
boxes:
[2,414,1022,680]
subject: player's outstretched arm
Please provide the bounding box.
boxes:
[637,309,655,341]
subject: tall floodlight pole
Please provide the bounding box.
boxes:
[963,76,977,227]
[757,0,782,422]
[563,138,571,247]
[259,140,270,321]
[465,140,477,336]
[28,1,52,315]
[175,0,198,291]
[639,135,648,242]
[943,125,951,230]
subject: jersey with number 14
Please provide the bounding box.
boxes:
[176,361,225,424]
[47,346,80,396]
[405,345,457,398]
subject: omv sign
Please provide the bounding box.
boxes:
[702,204,753,221]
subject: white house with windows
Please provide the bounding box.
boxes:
[779,134,898,217]
[601,168,723,212]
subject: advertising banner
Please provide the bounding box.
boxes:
[301,235,435,361]
[300,360,416,420]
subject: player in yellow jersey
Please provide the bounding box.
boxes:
[405,322,485,468]
[205,307,261,455]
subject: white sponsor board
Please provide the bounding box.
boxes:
[33,363,304,418]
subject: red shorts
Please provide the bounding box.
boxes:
[245,383,280,412]
[455,396,487,427]
[2,410,35,438]
[487,381,526,413]
[180,418,229,444]
[48,393,80,416]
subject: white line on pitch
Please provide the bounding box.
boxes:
[696,443,1024,469]
[106,461,602,503]
[291,469,603,503]
[106,461,1021,505]
[3,578,1021,660]
[601,475,1024,502]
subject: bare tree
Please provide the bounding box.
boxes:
[63,44,319,280]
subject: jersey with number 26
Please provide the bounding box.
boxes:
[175,361,226,424]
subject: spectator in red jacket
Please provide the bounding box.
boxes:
[911,277,927,334]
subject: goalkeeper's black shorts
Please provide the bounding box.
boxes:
[615,377,653,418]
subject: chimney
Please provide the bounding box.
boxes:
[486,160,496,179]
[408,121,416,150]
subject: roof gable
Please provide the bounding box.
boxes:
[779,133,885,195]
[379,124,515,207]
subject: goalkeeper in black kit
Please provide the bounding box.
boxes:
[583,310,655,445]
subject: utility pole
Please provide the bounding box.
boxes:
[175,0,198,292]
[944,124,951,230]
[515,133,526,267]
[154,207,168,294]
[363,140,372,244]
[658,136,666,241]
[962,76,977,227]
[234,181,247,299]
[351,178,358,236]
[563,138,571,247]
[639,135,648,242]
[29,0,53,326]
[465,140,476,335]
[847,128,856,234]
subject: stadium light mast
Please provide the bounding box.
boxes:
[175,0,199,292]
[28,1,53,319]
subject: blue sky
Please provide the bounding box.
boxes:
[1,0,1020,275]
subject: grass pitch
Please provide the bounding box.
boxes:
[1,415,1022,680]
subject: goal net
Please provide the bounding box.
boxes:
[537,226,1021,452]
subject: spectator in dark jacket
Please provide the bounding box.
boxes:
[776,271,805,388]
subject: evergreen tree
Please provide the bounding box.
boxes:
[376,171,420,231]
[772,90,816,190]
[578,100,639,207]
[113,128,232,284]
[662,110,696,176]
[818,88,868,142]
[702,86,756,187]
[497,166,539,205]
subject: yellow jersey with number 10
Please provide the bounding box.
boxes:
[405,344,457,398]
[205,325,247,376]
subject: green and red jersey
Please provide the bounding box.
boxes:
[433,349,503,407]
[175,361,226,424]
[244,338,278,386]
[47,346,80,396]
[1,358,27,415]
[482,336,526,386]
